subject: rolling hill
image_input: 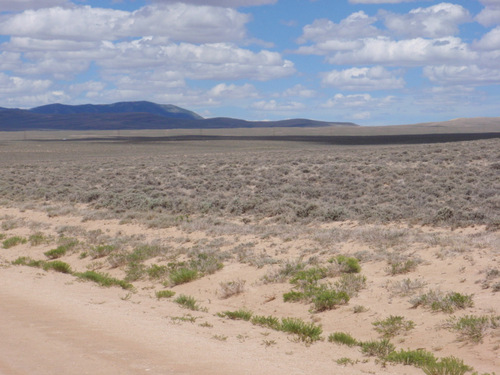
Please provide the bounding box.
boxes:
[0,101,357,131]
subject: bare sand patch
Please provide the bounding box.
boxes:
[1,205,498,374]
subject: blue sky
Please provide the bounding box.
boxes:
[1,0,499,125]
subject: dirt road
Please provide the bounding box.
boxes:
[0,267,316,375]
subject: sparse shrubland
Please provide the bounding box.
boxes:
[1,135,498,374]
[1,138,498,227]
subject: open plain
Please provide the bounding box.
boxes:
[0,127,499,375]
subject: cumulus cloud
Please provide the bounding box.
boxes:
[349,0,423,3]
[474,26,500,50]
[251,99,305,111]
[0,72,67,107]
[423,64,500,85]
[0,2,294,82]
[208,83,258,99]
[282,84,317,98]
[0,72,51,93]
[297,11,380,45]
[0,0,70,12]
[0,4,250,43]
[329,36,474,66]
[296,4,479,68]
[151,0,277,6]
[476,0,500,26]
[95,40,295,81]
[381,3,471,38]
[321,66,404,90]
[322,93,395,108]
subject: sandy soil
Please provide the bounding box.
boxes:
[0,205,498,375]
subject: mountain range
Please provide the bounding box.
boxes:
[0,101,357,131]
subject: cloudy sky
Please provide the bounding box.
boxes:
[0,0,499,125]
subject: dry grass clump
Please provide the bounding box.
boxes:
[218,279,246,299]
[387,278,427,297]
[444,315,500,343]
[411,290,474,313]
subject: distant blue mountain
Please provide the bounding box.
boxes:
[0,101,358,131]
[29,101,203,120]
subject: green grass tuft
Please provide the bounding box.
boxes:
[328,332,358,347]
[155,290,176,299]
[2,236,27,249]
[174,294,203,311]
[421,356,472,375]
[218,309,253,321]
[169,268,198,286]
[76,271,133,290]
[372,315,415,338]
[43,260,72,274]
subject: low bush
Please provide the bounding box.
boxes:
[75,271,133,290]
[12,256,44,268]
[28,232,49,246]
[334,273,367,297]
[155,290,176,299]
[360,339,395,357]
[329,255,361,274]
[312,288,349,312]
[147,264,169,280]
[174,294,203,311]
[251,315,281,330]
[280,317,322,343]
[217,309,253,321]
[169,268,198,286]
[372,315,415,338]
[386,348,437,367]
[421,356,472,375]
[328,332,358,347]
[283,290,306,302]
[89,244,116,259]
[2,236,27,249]
[446,315,500,344]
[218,279,245,299]
[411,290,473,313]
[44,246,68,259]
[387,259,419,276]
[43,260,72,274]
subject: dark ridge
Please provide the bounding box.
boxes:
[31,133,500,146]
[0,108,356,131]
[29,101,203,120]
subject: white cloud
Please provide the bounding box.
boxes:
[0,4,250,43]
[0,51,21,71]
[424,64,500,85]
[96,40,295,81]
[321,66,404,90]
[297,11,380,44]
[251,100,305,111]
[0,72,51,93]
[282,84,317,98]
[0,0,70,12]
[151,0,277,6]
[208,83,258,98]
[381,3,470,38]
[352,111,371,120]
[329,36,474,66]
[474,26,500,50]
[0,72,67,107]
[349,0,424,3]
[322,93,395,108]
[7,37,98,52]
[476,0,500,26]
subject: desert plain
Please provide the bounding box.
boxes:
[0,126,499,375]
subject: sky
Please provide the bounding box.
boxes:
[0,0,499,125]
